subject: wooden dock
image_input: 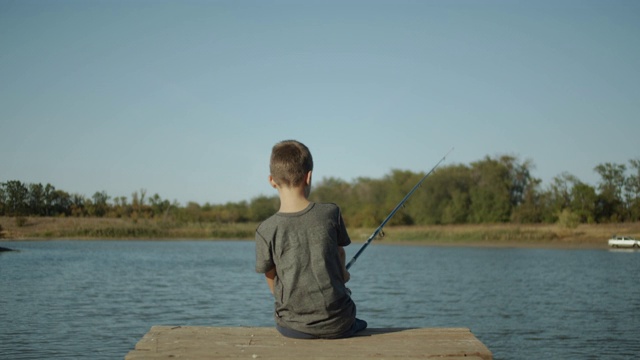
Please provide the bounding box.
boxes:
[125,326,492,359]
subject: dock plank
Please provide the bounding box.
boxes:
[125,326,492,359]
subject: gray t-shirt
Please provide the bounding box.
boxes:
[255,202,355,337]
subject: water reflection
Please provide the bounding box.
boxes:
[1,241,639,360]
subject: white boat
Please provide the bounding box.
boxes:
[608,235,639,248]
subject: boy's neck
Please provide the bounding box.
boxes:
[277,186,311,213]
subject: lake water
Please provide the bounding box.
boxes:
[1,240,639,359]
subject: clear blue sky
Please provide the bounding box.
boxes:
[1,0,639,205]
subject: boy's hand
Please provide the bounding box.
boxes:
[343,269,351,283]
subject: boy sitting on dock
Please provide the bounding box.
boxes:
[255,140,367,339]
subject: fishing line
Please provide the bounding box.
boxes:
[346,148,454,270]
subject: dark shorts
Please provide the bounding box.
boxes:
[276,318,368,339]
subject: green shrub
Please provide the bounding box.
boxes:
[557,209,580,229]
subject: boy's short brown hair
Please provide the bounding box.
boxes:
[270,140,314,188]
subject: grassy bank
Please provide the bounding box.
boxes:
[352,223,640,248]
[2,216,639,248]
[0,216,257,240]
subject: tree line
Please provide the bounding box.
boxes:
[1,155,639,226]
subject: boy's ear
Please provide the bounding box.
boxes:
[305,171,312,186]
[269,175,278,189]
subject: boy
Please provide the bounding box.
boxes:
[255,140,367,339]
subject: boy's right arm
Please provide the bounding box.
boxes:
[338,246,350,283]
[265,267,276,295]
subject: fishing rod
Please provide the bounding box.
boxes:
[346,148,454,270]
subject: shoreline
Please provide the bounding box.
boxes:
[1,216,638,250]
[0,236,611,248]
[0,237,615,251]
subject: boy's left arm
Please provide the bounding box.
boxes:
[265,267,276,295]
